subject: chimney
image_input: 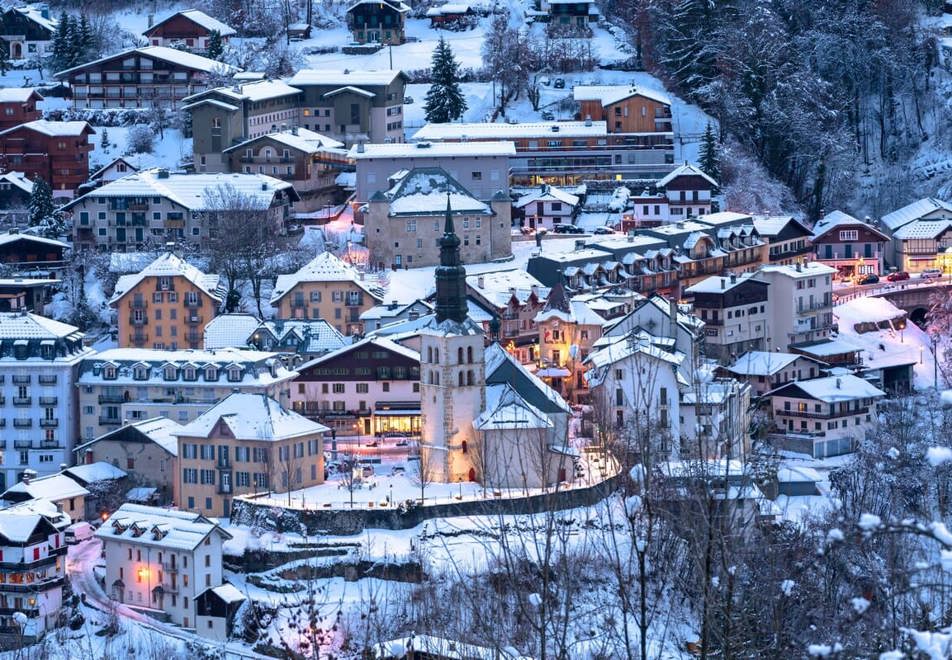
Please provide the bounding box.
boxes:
[730,273,736,284]
[357,141,365,153]
[477,275,484,289]
[796,262,802,272]
[261,181,268,190]
[720,278,725,289]
[21,469,36,485]
[59,463,67,472]
[836,377,841,389]
[156,168,170,179]
[668,297,677,332]
[584,115,592,127]
[389,300,398,310]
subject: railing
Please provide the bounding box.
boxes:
[39,418,58,428]
[38,376,57,385]
[98,416,121,426]
[12,419,31,429]
[12,439,31,449]
[775,406,869,420]
[0,576,66,593]
[184,297,202,308]
[38,396,57,406]
[129,315,146,326]
[11,375,29,385]
[130,333,149,345]
[186,314,203,325]
[98,394,125,404]
[131,299,147,309]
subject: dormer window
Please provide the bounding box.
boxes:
[228,367,242,382]
[183,367,196,381]
[40,343,53,359]
[133,366,148,381]
[103,365,117,380]
[163,365,177,381]
[205,367,218,381]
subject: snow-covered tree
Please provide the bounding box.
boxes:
[28,177,53,228]
[698,122,721,185]
[0,41,9,75]
[126,125,154,154]
[206,30,224,60]
[424,37,467,123]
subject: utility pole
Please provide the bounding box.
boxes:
[389,43,393,69]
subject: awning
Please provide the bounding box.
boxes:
[537,367,570,378]
[373,409,421,416]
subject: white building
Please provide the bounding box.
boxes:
[1,472,89,523]
[722,351,827,397]
[0,313,94,489]
[96,503,231,630]
[513,185,580,231]
[755,262,836,350]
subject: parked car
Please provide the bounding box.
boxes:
[554,223,583,234]
[404,96,414,104]
[65,521,94,545]
[541,111,554,120]
[857,273,880,285]
[593,226,615,235]
[886,271,910,282]
[365,440,379,448]
[553,78,565,89]
[920,268,944,279]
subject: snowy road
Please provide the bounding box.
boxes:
[67,539,266,659]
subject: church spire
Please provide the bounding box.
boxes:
[434,193,468,324]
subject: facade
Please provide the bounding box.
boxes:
[222,128,349,210]
[76,347,296,441]
[110,252,223,350]
[542,0,598,27]
[0,6,55,61]
[722,351,827,398]
[0,500,69,643]
[142,10,236,53]
[679,379,752,460]
[654,163,717,220]
[466,269,548,363]
[55,46,239,109]
[767,374,886,458]
[345,0,409,45]
[364,168,512,269]
[756,262,835,350]
[195,583,245,641]
[173,393,328,517]
[203,314,347,360]
[270,252,384,334]
[891,219,952,274]
[65,169,298,252]
[0,313,92,490]
[291,336,421,437]
[684,273,769,364]
[513,185,580,231]
[753,216,813,265]
[351,140,512,204]
[287,69,408,146]
[0,231,67,272]
[413,120,672,185]
[1,472,89,523]
[811,210,889,279]
[0,120,95,198]
[89,154,160,184]
[96,504,231,629]
[73,417,181,505]
[0,88,41,130]
[0,171,33,226]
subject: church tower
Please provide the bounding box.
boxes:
[419,196,486,483]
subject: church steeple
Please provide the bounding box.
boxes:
[434,193,468,324]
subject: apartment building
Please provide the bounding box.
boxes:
[270,252,384,335]
[110,252,223,349]
[222,128,349,210]
[363,167,512,269]
[203,314,347,359]
[174,393,328,517]
[351,140,513,204]
[466,269,549,364]
[291,336,421,437]
[767,374,886,458]
[753,216,813,265]
[0,313,93,489]
[684,273,769,364]
[413,119,672,185]
[185,80,304,172]
[0,5,56,60]
[0,120,95,198]
[65,169,298,252]
[286,69,409,146]
[811,210,889,279]
[0,499,69,644]
[679,379,752,460]
[0,88,41,130]
[722,351,827,398]
[76,347,296,441]
[756,262,835,350]
[142,10,236,53]
[55,46,239,109]
[542,0,598,27]
[359,299,432,332]
[97,504,231,629]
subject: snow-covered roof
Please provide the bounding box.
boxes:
[351,141,515,159]
[186,79,301,105]
[271,252,383,304]
[63,462,127,484]
[66,169,295,212]
[223,128,343,155]
[767,374,885,403]
[0,510,49,544]
[777,465,822,483]
[146,9,237,37]
[203,582,246,604]
[656,162,717,188]
[174,392,329,441]
[126,487,158,502]
[0,119,92,138]
[3,474,89,503]
[0,312,81,340]
[467,269,547,308]
[573,84,671,107]
[413,121,606,141]
[385,168,490,216]
[359,299,432,321]
[286,69,406,87]
[8,6,56,33]
[514,185,580,209]
[752,215,810,238]
[0,88,41,103]
[881,197,952,232]
[0,171,33,195]
[55,46,239,78]
[584,331,684,376]
[0,230,65,249]
[78,417,182,456]
[298,335,419,372]
[205,315,347,354]
[109,252,222,305]
[757,262,836,280]
[90,153,162,180]
[812,209,889,241]
[346,0,410,13]
[725,351,823,377]
[475,383,553,431]
[685,272,763,295]
[426,3,473,15]
[323,85,375,99]
[371,636,533,660]
[892,219,952,240]
[96,503,230,551]
[202,313,261,349]
[485,343,571,414]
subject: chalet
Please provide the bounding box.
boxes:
[0,277,59,312]
[425,3,476,28]
[722,351,827,398]
[0,120,95,197]
[55,47,240,110]
[541,0,598,28]
[0,230,67,271]
[753,215,812,265]
[1,472,89,523]
[880,197,952,233]
[142,10,236,54]
[573,85,673,135]
[811,210,889,280]
[514,185,580,231]
[89,154,160,184]
[0,5,56,61]
[891,219,952,274]
[656,163,717,219]
[203,314,347,359]
[466,269,549,363]
[195,583,245,641]
[0,88,42,130]
[346,0,410,45]
[0,171,32,225]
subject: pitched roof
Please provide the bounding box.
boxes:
[656,163,717,188]
[346,0,411,14]
[413,121,605,141]
[0,230,65,249]
[204,316,348,354]
[96,503,230,551]
[766,374,886,403]
[0,88,41,103]
[202,313,261,349]
[8,6,56,33]
[0,510,51,545]
[145,9,237,37]
[55,46,239,78]
[752,215,811,238]
[350,140,516,159]
[881,197,952,232]
[174,392,329,440]
[892,219,952,240]
[298,335,419,372]
[63,462,127,485]
[2,474,89,502]
[385,168,490,216]
[0,119,93,138]
[474,383,553,431]
[724,351,824,377]
[185,79,301,105]
[485,343,571,415]
[110,252,223,305]
[812,210,890,241]
[572,84,671,107]
[76,417,182,456]
[514,185,580,209]
[0,312,81,340]
[0,171,33,195]
[270,252,384,304]
[684,272,764,295]
[286,69,407,87]
[222,128,344,155]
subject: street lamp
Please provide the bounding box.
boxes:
[354,421,361,448]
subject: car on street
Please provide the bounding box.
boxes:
[857,273,880,285]
[554,223,583,234]
[920,268,944,279]
[886,271,910,282]
[593,226,615,235]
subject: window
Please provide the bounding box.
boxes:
[839,230,859,241]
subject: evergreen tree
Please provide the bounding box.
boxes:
[28,177,54,227]
[77,14,94,63]
[698,122,721,185]
[0,41,9,76]
[65,15,82,67]
[100,128,110,150]
[207,30,224,61]
[51,12,70,71]
[424,37,467,123]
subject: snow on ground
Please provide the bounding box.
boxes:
[88,127,192,173]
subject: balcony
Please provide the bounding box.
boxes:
[39,418,58,428]
[186,314,203,325]
[130,333,149,345]
[38,396,57,406]
[775,406,869,420]
[130,299,147,310]
[38,376,57,385]
[161,562,178,574]
[0,576,66,594]
[98,416,121,426]
[129,315,147,326]
[98,394,126,404]
[12,439,32,449]
[11,375,29,385]
[12,419,31,429]
[184,297,203,309]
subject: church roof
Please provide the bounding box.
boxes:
[474,384,553,431]
[485,343,571,415]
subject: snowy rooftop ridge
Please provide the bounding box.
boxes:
[514,185,580,209]
[881,197,952,232]
[384,168,490,216]
[96,503,231,552]
[145,9,237,37]
[55,46,239,78]
[573,84,672,107]
[286,69,406,87]
[0,119,92,138]
[2,473,90,503]
[109,252,223,305]
[173,392,329,441]
[413,121,607,141]
[0,312,82,340]
[475,383,553,431]
[223,128,344,155]
[766,374,886,403]
[657,162,717,188]
[0,88,41,103]
[350,140,516,159]
[75,417,182,457]
[271,252,384,304]
[185,79,302,105]
[725,351,824,377]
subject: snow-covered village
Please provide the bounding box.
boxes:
[0,0,949,658]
